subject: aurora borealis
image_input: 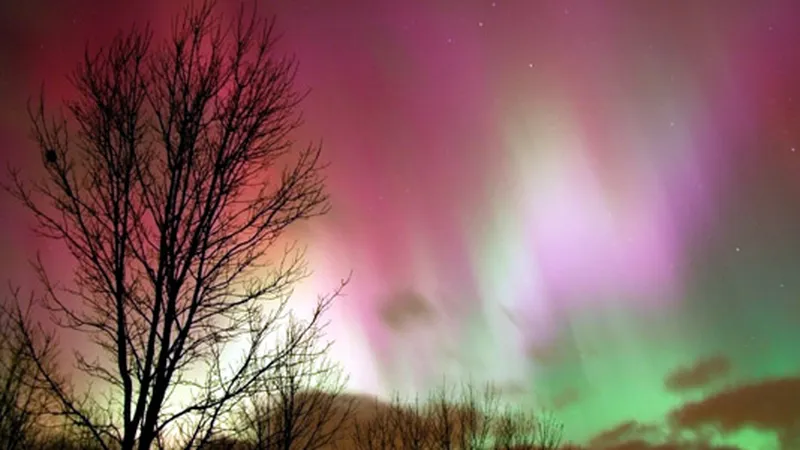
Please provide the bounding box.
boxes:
[2,0,800,448]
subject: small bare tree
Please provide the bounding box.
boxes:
[389,393,429,450]
[493,408,524,450]
[352,398,397,450]
[4,1,344,449]
[532,412,564,450]
[493,407,563,450]
[350,381,564,450]
[455,380,500,450]
[0,292,52,450]
[426,379,458,450]
[234,314,354,450]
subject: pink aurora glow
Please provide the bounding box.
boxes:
[2,0,798,405]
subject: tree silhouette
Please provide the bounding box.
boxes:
[232,315,354,450]
[4,1,344,449]
[427,379,458,450]
[0,291,56,450]
[389,392,429,450]
[352,397,398,450]
[454,380,500,450]
[349,381,565,450]
[493,407,563,450]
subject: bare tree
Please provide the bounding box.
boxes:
[4,1,344,449]
[197,435,247,450]
[426,379,458,450]
[493,407,524,450]
[455,380,500,450]
[389,393,429,450]
[352,398,397,450]
[234,314,354,450]
[532,412,564,450]
[348,381,565,450]
[493,407,563,450]
[33,419,111,450]
[0,292,52,450]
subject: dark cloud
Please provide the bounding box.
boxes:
[551,387,580,411]
[525,342,563,365]
[378,289,435,331]
[585,374,800,450]
[664,355,732,393]
[668,375,800,448]
[591,440,742,450]
[589,420,664,448]
[523,329,600,367]
[587,420,744,450]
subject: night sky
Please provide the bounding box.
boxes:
[2,1,800,448]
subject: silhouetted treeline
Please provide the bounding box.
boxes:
[0,317,568,450]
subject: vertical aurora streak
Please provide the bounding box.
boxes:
[2,1,800,448]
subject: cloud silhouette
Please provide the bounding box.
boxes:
[378,289,435,331]
[550,387,581,411]
[587,419,745,450]
[589,420,664,448]
[525,342,564,365]
[664,355,732,393]
[591,440,742,450]
[668,375,800,448]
